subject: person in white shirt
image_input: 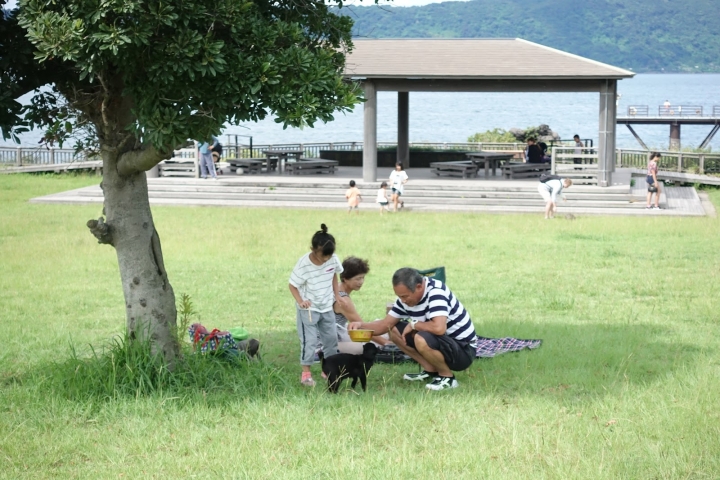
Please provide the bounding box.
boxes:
[376,181,390,214]
[289,223,349,387]
[388,163,408,212]
[573,134,583,168]
[538,176,572,219]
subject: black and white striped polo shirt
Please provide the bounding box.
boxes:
[390,278,477,346]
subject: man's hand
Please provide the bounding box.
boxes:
[298,300,311,309]
[348,322,364,331]
[401,324,415,345]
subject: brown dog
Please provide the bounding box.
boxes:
[319,343,378,393]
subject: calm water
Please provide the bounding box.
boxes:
[5,74,720,150]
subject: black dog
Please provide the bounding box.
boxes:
[319,343,378,393]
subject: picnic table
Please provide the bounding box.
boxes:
[465,151,516,178]
[262,149,303,174]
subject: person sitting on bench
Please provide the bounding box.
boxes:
[526,138,546,164]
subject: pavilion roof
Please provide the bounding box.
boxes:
[344,39,634,80]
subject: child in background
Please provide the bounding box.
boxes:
[376,181,390,214]
[345,180,362,214]
[289,224,347,387]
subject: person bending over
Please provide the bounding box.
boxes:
[538,176,572,219]
[349,268,477,391]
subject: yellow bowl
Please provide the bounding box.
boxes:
[348,329,374,342]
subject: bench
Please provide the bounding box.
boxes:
[227,158,264,174]
[502,162,551,179]
[430,161,479,178]
[158,159,196,177]
[285,158,338,175]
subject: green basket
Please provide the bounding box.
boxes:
[228,327,249,341]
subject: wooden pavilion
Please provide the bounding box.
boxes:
[343,38,635,187]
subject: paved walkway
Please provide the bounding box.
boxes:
[30,167,709,217]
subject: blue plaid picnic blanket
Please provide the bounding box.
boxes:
[475,336,542,358]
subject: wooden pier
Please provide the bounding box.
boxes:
[618,104,720,150]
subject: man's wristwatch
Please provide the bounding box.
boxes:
[410,319,418,330]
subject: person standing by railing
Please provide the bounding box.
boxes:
[646,152,661,210]
[197,138,218,179]
[573,134,583,167]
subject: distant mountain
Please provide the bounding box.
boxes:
[341,0,720,72]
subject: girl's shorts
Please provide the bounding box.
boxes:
[378,201,388,206]
[391,188,402,196]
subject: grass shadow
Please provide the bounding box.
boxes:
[8,320,702,408]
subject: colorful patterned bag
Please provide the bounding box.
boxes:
[188,323,238,354]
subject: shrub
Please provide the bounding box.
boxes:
[467,128,516,143]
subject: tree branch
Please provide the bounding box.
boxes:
[86,217,114,245]
[116,146,168,176]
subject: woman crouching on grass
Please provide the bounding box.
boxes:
[334,257,391,355]
[289,224,349,387]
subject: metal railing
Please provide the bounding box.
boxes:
[658,105,704,117]
[616,148,720,175]
[221,141,562,160]
[623,105,714,117]
[627,105,649,116]
[0,146,90,167]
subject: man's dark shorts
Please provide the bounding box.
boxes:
[396,321,475,372]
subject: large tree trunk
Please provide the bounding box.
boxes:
[88,150,178,364]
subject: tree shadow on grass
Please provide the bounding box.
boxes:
[4,322,701,406]
[246,322,703,402]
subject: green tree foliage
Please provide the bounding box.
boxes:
[13,0,361,152]
[343,0,720,73]
[3,0,363,364]
[0,1,58,142]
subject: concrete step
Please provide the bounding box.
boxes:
[32,193,699,215]
[146,178,632,194]
[74,188,646,208]
[142,184,634,201]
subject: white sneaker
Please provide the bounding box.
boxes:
[425,376,459,390]
[403,370,435,381]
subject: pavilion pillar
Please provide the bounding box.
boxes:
[363,80,377,183]
[397,92,409,169]
[598,79,617,187]
[669,123,681,150]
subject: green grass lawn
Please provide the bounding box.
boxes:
[1,174,719,479]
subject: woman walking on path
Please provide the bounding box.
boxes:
[389,163,408,212]
[646,152,662,210]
